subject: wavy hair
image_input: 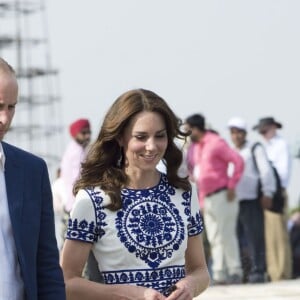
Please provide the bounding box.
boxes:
[74,88,191,210]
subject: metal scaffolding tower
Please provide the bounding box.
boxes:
[0,0,63,179]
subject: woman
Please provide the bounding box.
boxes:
[61,89,210,299]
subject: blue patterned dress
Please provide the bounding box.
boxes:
[67,173,204,294]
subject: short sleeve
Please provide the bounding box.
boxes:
[188,183,204,236]
[66,189,98,243]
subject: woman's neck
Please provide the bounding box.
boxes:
[125,169,160,189]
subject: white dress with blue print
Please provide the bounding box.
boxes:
[67,174,203,294]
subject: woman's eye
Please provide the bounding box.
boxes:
[156,134,166,139]
[134,133,166,140]
[135,135,146,140]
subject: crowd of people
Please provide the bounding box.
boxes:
[1,54,300,300]
[184,113,300,284]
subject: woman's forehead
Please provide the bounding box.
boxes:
[127,111,166,131]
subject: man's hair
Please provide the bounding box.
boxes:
[0,57,16,75]
[185,113,206,131]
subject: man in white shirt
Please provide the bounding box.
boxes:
[253,116,292,281]
[228,117,276,283]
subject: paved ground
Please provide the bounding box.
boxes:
[195,278,300,299]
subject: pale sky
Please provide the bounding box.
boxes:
[2,0,299,207]
[47,0,300,142]
[45,0,300,207]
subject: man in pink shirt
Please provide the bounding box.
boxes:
[185,114,244,285]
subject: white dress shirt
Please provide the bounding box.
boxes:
[235,141,276,201]
[0,143,24,299]
[263,134,292,189]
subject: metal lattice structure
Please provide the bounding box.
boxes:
[0,0,63,179]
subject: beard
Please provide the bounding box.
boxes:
[76,137,90,148]
[190,135,198,143]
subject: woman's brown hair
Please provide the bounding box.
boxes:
[74,88,191,210]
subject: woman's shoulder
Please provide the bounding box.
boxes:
[75,187,111,207]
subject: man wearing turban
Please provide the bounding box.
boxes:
[59,118,91,240]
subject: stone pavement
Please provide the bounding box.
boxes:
[195,278,300,300]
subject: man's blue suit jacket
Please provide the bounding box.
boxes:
[2,141,66,300]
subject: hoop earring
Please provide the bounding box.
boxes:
[117,147,123,167]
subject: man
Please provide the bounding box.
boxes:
[227,117,276,283]
[0,57,65,299]
[288,211,300,278]
[185,113,244,285]
[59,118,91,240]
[60,118,91,214]
[253,116,292,281]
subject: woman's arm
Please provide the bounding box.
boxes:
[61,239,166,300]
[166,234,210,300]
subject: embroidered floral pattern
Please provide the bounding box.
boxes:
[182,190,204,236]
[66,174,204,291]
[103,265,185,293]
[67,218,97,242]
[116,176,186,268]
[67,188,107,242]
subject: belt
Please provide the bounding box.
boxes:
[206,187,227,197]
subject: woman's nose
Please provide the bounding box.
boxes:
[145,138,157,151]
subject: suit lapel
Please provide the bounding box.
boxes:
[2,143,24,240]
